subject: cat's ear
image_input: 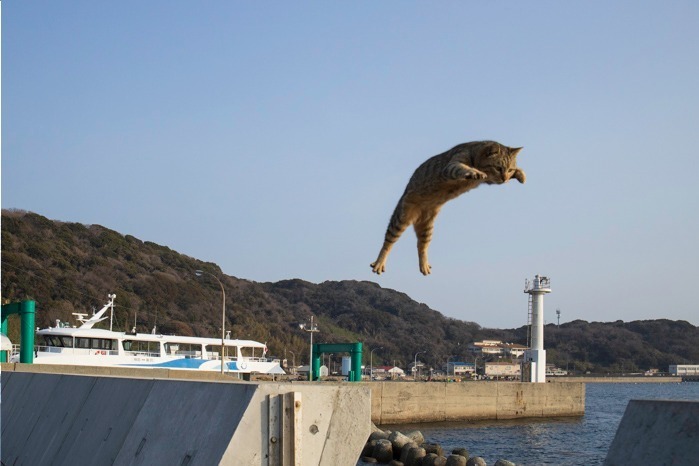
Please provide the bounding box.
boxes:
[510,147,523,157]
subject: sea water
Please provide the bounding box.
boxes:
[382,382,699,466]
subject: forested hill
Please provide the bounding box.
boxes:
[2,210,698,373]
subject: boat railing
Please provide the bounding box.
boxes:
[36,345,62,354]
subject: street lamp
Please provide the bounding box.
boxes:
[299,316,319,381]
[288,350,296,374]
[414,351,426,380]
[370,347,383,381]
[195,270,226,374]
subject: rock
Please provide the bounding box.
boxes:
[370,422,383,434]
[466,457,487,466]
[389,431,413,454]
[361,457,378,464]
[370,430,390,441]
[404,430,425,445]
[372,439,393,463]
[388,461,405,466]
[400,442,418,464]
[422,443,444,457]
[422,453,448,466]
[446,454,468,466]
[494,461,516,466]
[452,448,469,459]
[404,447,426,466]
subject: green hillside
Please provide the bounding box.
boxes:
[2,209,697,373]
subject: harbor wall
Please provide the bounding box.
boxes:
[362,381,585,425]
[604,400,699,466]
[550,376,682,383]
[2,364,585,426]
[1,367,371,466]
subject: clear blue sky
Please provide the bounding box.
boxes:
[3,2,698,329]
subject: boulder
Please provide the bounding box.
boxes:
[422,453,448,466]
[370,430,390,442]
[422,443,444,457]
[404,430,425,445]
[404,447,426,466]
[399,442,418,464]
[446,454,468,466]
[493,461,516,466]
[452,448,469,459]
[372,439,393,463]
[466,457,487,466]
[389,431,413,454]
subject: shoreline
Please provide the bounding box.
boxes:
[550,376,683,383]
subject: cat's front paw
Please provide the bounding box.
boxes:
[514,168,526,184]
[466,169,487,180]
[370,261,386,275]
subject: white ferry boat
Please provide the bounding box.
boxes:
[22,295,285,374]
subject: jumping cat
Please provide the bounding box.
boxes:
[370,140,526,275]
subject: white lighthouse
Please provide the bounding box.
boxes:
[523,275,551,383]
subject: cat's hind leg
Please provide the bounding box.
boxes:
[414,210,439,276]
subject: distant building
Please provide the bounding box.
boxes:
[469,340,527,358]
[485,361,521,378]
[386,366,405,377]
[669,365,699,376]
[444,361,475,376]
[545,364,568,376]
[297,365,329,377]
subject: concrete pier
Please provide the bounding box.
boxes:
[1,366,370,466]
[604,400,699,465]
[363,380,584,424]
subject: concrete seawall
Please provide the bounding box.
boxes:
[1,366,371,466]
[604,400,699,465]
[550,376,682,383]
[2,364,586,427]
[362,381,585,425]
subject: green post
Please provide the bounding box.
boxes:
[350,342,363,382]
[311,344,322,381]
[1,300,36,364]
[0,318,8,363]
[20,301,36,363]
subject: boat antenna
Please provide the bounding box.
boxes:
[132,312,137,334]
[108,294,116,331]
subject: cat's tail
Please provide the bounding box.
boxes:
[370,198,412,274]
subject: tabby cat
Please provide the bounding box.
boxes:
[370,140,525,275]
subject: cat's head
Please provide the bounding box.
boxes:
[477,142,524,185]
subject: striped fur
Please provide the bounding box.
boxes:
[370,140,525,275]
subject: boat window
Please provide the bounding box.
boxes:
[240,347,259,358]
[205,344,233,360]
[43,336,63,347]
[90,338,117,350]
[76,338,90,349]
[164,342,202,357]
[60,336,74,348]
[123,340,160,354]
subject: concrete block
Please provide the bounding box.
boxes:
[1,371,371,466]
[604,400,699,466]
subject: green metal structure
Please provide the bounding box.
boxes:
[1,300,36,363]
[311,342,363,382]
